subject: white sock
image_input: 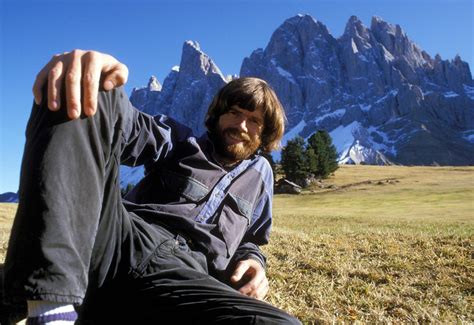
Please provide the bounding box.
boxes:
[27,300,77,324]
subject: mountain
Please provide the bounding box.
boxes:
[0,192,19,203]
[241,14,474,165]
[130,40,227,136]
[122,14,473,187]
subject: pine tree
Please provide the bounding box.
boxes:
[281,137,309,184]
[307,130,339,178]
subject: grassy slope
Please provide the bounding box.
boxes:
[266,166,473,323]
[1,166,473,323]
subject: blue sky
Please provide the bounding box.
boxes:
[1,0,473,193]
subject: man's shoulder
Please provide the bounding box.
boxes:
[246,155,273,188]
[250,154,272,172]
[154,114,196,141]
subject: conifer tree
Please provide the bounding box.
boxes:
[281,136,309,183]
[307,130,339,178]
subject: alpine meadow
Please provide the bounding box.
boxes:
[1,165,472,323]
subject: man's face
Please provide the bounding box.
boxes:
[213,105,264,163]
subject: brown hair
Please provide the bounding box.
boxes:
[205,77,286,153]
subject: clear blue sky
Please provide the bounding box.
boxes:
[1,0,472,193]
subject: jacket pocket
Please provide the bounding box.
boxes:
[159,169,209,202]
[217,193,252,258]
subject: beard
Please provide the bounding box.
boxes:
[212,126,261,163]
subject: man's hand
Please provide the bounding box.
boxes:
[33,49,129,119]
[230,259,269,300]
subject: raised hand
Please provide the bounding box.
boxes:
[33,49,129,119]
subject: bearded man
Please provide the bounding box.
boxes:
[4,50,300,324]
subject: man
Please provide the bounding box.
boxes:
[4,50,300,324]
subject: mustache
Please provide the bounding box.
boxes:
[224,128,251,142]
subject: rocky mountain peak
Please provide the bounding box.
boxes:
[343,15,370,39]
[371,16,428,69]
[181,40,224,78]
[130,41,226,136]
[147,76,162,91]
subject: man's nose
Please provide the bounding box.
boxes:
[236,117,248,132]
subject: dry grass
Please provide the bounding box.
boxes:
[265,165,474,323]
[1,165,473,323]
[0,203,16,262]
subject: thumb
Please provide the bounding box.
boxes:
[231,262,249,283]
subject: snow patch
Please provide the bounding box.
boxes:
[367,127,397,155]
[462,129,474,143]
[464,84,474,100]
[315,109,346,124]
[329,121,360,157]
[444,91,459,98]
[358,54,369,62]
[382,46,395,61]
[271,59,296,84]
[375,90,398,104]
[359,104,372,111]
[172,65,180,72]
[351,38,359,54]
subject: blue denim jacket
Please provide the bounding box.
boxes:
[120,110,273,276]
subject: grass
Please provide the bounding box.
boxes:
[1,165,473,323]
[265,165,473,323]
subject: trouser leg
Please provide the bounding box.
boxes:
[4,87,134,305]
[80,230,301,324]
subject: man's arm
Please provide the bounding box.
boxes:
[229,161,274,300]
[33,49,128,119]
[33,50,176,166]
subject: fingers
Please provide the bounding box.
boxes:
[231,261,250,284]
[33,53,62,106]
[231,260,269,300]
[65,49,83,119]
[82,51,102,116]
[33,49,128,119]
[103,62,129,91]
[238,271,268,300]
[47,59,64,111]
[33,67,47,106]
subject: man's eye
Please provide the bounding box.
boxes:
[251,119,262,127]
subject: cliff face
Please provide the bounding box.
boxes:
[129,15,474,167]
[240,15,474,165]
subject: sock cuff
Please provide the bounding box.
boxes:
[26,311,78,324]
[27,300,76,317]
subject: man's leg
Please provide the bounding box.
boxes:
[81,231,301,324]
[3,88,135,319]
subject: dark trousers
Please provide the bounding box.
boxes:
[4,88,300,324]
